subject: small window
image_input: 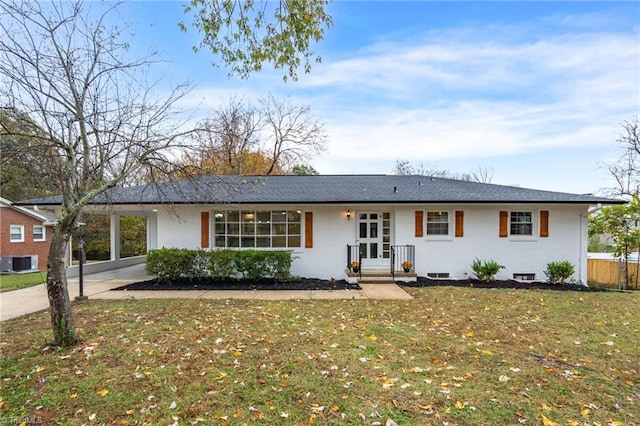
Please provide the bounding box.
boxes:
[513,273,536,281]
[510,211,533,236]
[33,225,45,241]
[427,272,450,279]
[426,211,449,236]
[10,225,24,242]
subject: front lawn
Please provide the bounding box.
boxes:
[0,272,46,292]
[0,287,638,425]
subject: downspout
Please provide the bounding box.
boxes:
[579,204,603,286]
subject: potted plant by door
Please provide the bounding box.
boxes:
[350,261,360,273]
[401,261,412,273]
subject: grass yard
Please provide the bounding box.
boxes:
[0,272,46,292]
[0,287,638,425]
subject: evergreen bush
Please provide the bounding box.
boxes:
[146,248,293,282]
[471,258,505,283]
[544,260,575,284]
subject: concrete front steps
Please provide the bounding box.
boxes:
[344,269,415,300]
[345,269,417,285]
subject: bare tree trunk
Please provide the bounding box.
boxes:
[46,227,77,347]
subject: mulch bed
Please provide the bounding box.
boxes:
[402,277,610,292]
[113,277,611,292]
[112,277,361,291]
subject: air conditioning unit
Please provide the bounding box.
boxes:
[12,256,32,272]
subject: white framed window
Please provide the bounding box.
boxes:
[33,225,46,241]
[426,211,449,236]
[214,210,301,248]
[510,211,533,236]
[10,225,24,242]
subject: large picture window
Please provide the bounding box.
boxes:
[510,211,533,236]
[214,210,301,248]
[426,211,449,236]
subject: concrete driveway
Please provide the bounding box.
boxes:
[0,264,412,321]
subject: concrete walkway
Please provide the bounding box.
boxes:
[0,264,412,321]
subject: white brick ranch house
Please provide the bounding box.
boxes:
[18,174,623,284]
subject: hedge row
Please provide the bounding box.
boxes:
[146,248,293,282]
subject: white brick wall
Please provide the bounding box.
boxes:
[154,203,590,283]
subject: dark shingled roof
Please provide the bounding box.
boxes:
[15,174,624,206]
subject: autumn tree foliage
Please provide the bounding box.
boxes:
[182,95,327,176]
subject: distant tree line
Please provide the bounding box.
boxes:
[392,159,494,183]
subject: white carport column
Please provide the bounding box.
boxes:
[110,214,120,261]
[146,212,158,250]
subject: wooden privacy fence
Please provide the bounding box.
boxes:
[587,258,640,289]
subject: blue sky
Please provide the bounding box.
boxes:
[117,1,638,195]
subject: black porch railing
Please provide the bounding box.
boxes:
[346,244,362,279]
[391,245,415,279]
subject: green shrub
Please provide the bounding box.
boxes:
[146,248,293,282]
[471,258,505,283]
[260,251,293,280]
[234,250,292,281]
[205,249,236,279]
[234,250,264,280]
[146,248,197,282]
[544,260,575,284]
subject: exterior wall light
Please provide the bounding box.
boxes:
[346,210,351,221]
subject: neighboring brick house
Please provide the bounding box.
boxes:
[0,197,55,271]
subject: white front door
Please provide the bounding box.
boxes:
[356,212,385,268]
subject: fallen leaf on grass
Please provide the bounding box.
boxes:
[96,388,109,397]
[213,372,227,381]
[542,415,559,426]
[417,403,433,414]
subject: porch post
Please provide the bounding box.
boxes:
[110,214,120,261]
[146,213,158,251]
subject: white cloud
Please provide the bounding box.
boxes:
[168,7,637,193]
[298,17,638,178]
